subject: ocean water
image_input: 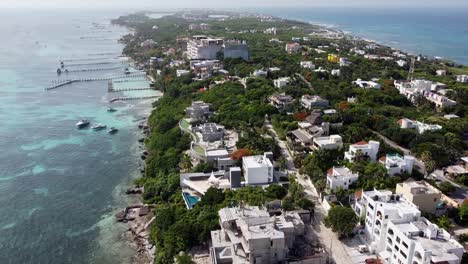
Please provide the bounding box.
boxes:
[0,9,158,264]
[256,7,468,65]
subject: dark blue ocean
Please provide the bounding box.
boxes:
[255,7,468,65]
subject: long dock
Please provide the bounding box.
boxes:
[63,66,122,73]
[107,81,154,92]
[45,73,147,90]
[113,78,147,83]
[64,61,116,67]
[109,95,160,102]
[60,57,119,62]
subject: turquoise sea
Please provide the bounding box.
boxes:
[2,6,468,264]
[0,9,160,263]
[255,7,468,65]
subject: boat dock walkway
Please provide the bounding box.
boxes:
[63,66,122,73]
[113,78,147,83]
[107,81,154,92]
[45,73,146,90]
[109,95,160,102]
[64,61,116,67]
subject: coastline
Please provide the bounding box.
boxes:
[110,9,468,264]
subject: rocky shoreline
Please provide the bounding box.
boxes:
[115,117,156,263]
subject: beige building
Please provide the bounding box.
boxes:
[210,206,305,263]
[395,181,441,214]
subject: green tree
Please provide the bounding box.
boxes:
[324,206,358,237]
[265,184,288,200]
[179,154,193,172]
[420,151,436,173]
[436,216,453,231]
[458,203,468,222]
[438,181,455,195]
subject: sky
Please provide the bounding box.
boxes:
[1,0,468,9]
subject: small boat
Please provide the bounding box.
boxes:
[108,127,118,134]
[76,119,90,128]
[92,124,107,131]
[107,108,117,112]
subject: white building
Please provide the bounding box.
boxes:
[394,79,456,108]
[398,118,442,134]
[252,69,268,78]
[263,27,277,35]
[301,94,329,109]
[273,77,291,88]
[211,206,305,264]
[326,166,359,191]
[379,154,415,176]
[339,57,351,67]
[456,75,468,83]
[331,69,341,76]
[187,35,224,60]
[176,69,190,77]
[344,140,380,162]
[353,79,381,89]
[382,217,464,264]
[312,135,343,151]
[396,60,407,67]
[242,153,274,185]
[353,190,463,264]
[300,61,315,69]
[285,42,301,54]
[436,69,447,76]
[353,189,421,252]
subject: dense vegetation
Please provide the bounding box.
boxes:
[113,11,468,262]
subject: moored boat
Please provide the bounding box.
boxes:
[108,127,118,134]
[92,124,107,131]
[76,119,90,128]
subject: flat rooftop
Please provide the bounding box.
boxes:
[243,155,272,169]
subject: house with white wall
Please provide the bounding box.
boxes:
[242,153,274,185]
[312,135,343,151]
[344,140,380,162]
[326,166,359,191]
[379,154,415,176]
[398,118,442,134]
[273,77,291,88]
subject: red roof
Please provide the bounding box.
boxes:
[397,119,403,126]
[327,168,334,175]
[379,156,386,162]
[354,141,368,146]
[355,189,363,199]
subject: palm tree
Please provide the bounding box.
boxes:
[179,154,193,172]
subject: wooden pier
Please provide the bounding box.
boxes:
[63,66,121,73]
[64,61,116,67]
[109,95,160,103]
[45,73,146,90]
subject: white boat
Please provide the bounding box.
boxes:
[108,127,118,134]
[92,124,107,131]
[76,119,90,128]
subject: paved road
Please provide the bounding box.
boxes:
[295,73,314,90]
[371,130,427,175]
[265,120,352,264]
